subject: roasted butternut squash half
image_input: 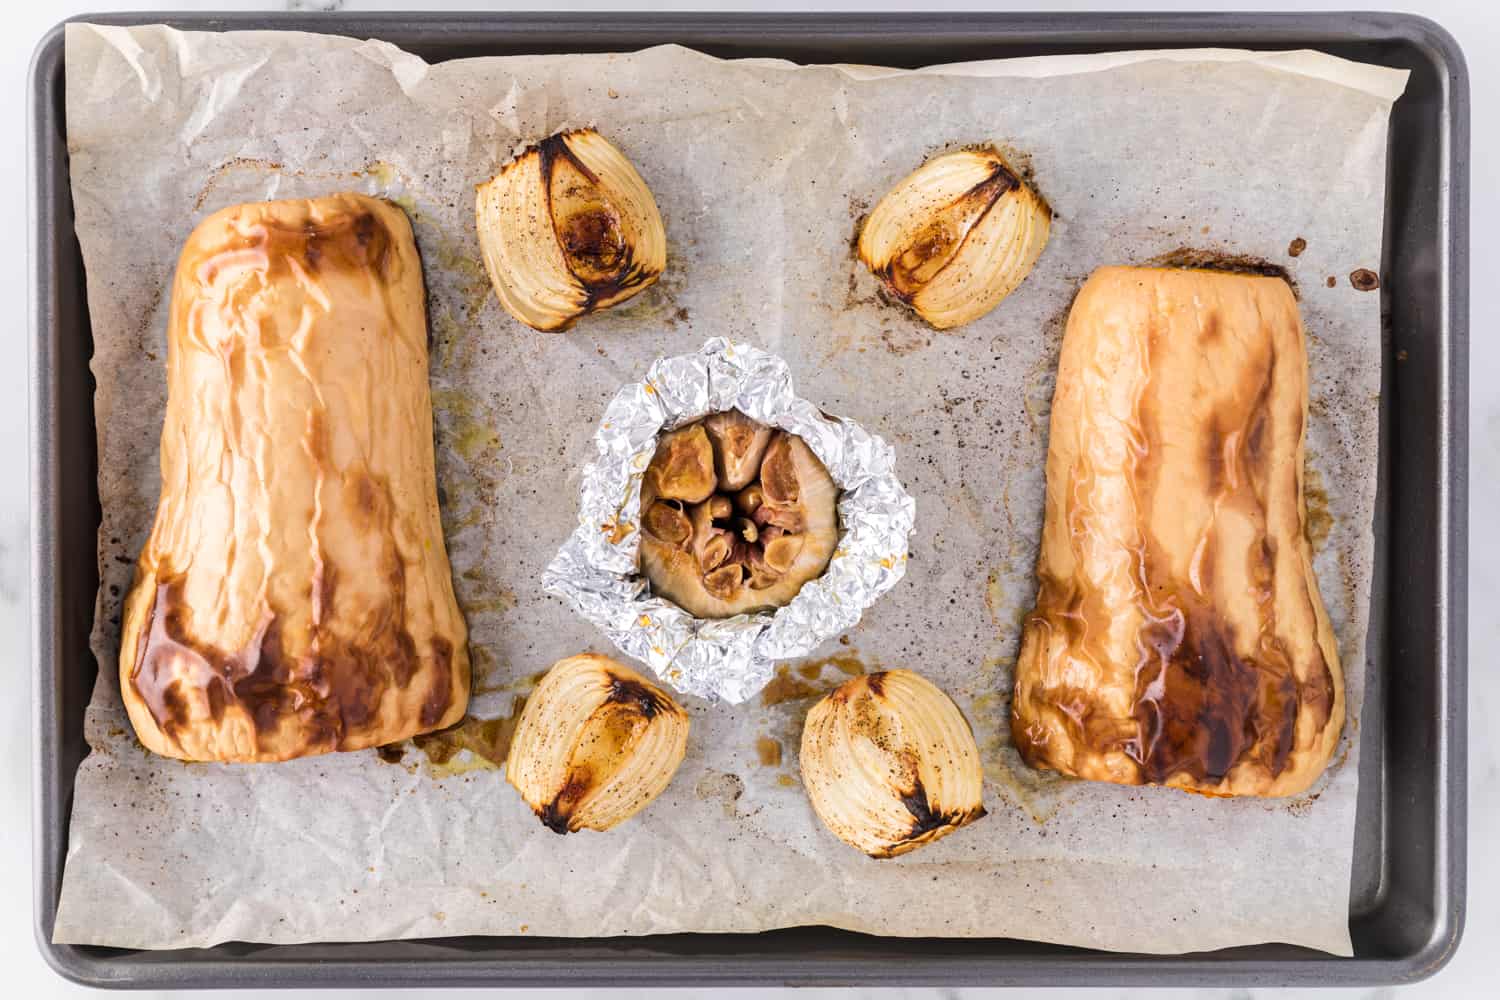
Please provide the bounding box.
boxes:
[119,194,470,762]
[1012,266,1343,797]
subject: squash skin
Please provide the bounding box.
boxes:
[1011,266,1343,798]
[119,194,470,763]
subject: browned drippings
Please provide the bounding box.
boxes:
[760,666,822,707]
[794,651,869,681]
[755,736,782,767]
[1144,247,1298,297]
[695,770,746,818]
[764,648,871,706]
[375,744,406,765]
[1304,466,1334,552]
[411,695,527,769]
[1287,237,1307,257]
[1350,268,1380,291]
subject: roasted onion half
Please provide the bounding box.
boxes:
[476,128,667,331]
[507,654,689,833]
[858,146,1050,330]
[639,412,839,618]
[801,670,986,858]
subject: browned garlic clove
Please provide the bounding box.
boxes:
[762,532,804,573]
[643,499,691,545]
[647,425,716,504]
[703,563,745,600]
[753,504,806,533]
[704,411,775,490]
[734,484,764,516]
[760,433,801,505]
[706,494,733,521]
[697,530,733,573]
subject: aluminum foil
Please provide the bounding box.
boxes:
[543,338,915,703]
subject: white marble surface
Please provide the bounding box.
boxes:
[6,0,1491,996]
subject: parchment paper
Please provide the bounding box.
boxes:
[55,23,1405,955]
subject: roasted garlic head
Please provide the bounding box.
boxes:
[476,128,667,332]
[801,670,986,858]
[507,654,689,833]
[858,146,1050,330]
[639,412,839,618]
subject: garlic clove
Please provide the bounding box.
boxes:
[476,128,666,332]
[704,411,774,491]
[759,433,802,505]
[800,670,986,858]
[762,532,804,573]
[506,654,689,833]
[858,147,1050,330]
[643,499,692,545]
[753,503,806,533]
[706,495,733,521]
[697,530,733,573]
[734,484,764,516]
[703,563,745,600]
[647,425,717,504]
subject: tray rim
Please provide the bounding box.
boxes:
[29,9,1469,989]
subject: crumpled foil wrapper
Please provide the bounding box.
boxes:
[543,338,915,703]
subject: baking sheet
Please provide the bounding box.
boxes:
[53,23,1403,955]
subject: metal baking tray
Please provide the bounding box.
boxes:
[29,11,1468,989]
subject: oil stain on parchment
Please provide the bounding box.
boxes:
[695,770,746,819]
[966,653,1073,825]
[760,649,873,778]
[755,736,783,768]
[404,693,529,779]
[760,667,823,708]
[1304,464,1334,552]
[1144,245,1298,297]
[763,649,871,707]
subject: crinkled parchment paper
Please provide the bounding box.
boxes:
[55,23,1405,954]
